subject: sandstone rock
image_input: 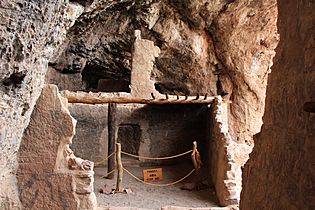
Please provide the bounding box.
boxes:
[17,85,97,210]
[0,1,83,208]
[210,0,279,146]
[240,1,315,209]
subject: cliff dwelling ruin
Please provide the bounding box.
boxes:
[1,0,314,210]
[46,30,243,209]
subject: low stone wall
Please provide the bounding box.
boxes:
[17,85,96,210]
[67,96,253,207]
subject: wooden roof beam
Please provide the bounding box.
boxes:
[63,92,216,105]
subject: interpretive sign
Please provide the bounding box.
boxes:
[143,168,163,182]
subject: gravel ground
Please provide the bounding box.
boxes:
[94,162,219,209]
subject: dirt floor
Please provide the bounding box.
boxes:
[94,161,219,209]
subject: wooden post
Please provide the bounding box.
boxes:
[191,141,200,171]
[191,141,202,187]
[115,143,123,192]
[107,103,117,179]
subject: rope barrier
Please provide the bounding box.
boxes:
[123,167,196,187]
[94,152,116,167]
[121,149,193,160]
[102,167,116,178]
[96,142,200,190]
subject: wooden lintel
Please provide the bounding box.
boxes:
[65,95,215,105]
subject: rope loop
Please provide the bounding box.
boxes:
[121,149,193,160]
[102,167,116,178]
[94,152,116,167]
[123,167,195,187]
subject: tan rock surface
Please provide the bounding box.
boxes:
[211,0,279,145]
[240,1,315,209]
[0,1,84,208]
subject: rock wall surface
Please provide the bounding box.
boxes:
[49,0,278,146]
[0,1,83,208]
[240,0,315,209]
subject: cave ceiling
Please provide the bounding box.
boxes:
[50,0,238,95]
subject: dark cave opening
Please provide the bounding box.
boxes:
[81,64,131,93]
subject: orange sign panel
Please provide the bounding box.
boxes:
[143,168,163,182]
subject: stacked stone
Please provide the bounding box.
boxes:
[17,85,96,210]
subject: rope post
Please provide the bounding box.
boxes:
[191,141,202,186]
[115,143,124,192]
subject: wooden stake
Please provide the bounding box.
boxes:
[191,141,202,188]
[107,103,117,179]
[115,143,123,192]
[191,141,199,171]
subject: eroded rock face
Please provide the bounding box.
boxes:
[0,1,85,208]
[17,85,96,210]
[240,1,315,209]
[210,0,279,145]
[49,0,278,144]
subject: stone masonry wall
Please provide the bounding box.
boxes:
[68,103,108,163]
[240,1,315,209]
[208,97,251,206]
[17,85,96,210]
[50,0,279,149]
[68,101,208,166]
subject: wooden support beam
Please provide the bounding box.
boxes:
[107,103,117,179]
[65,94,215,105]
